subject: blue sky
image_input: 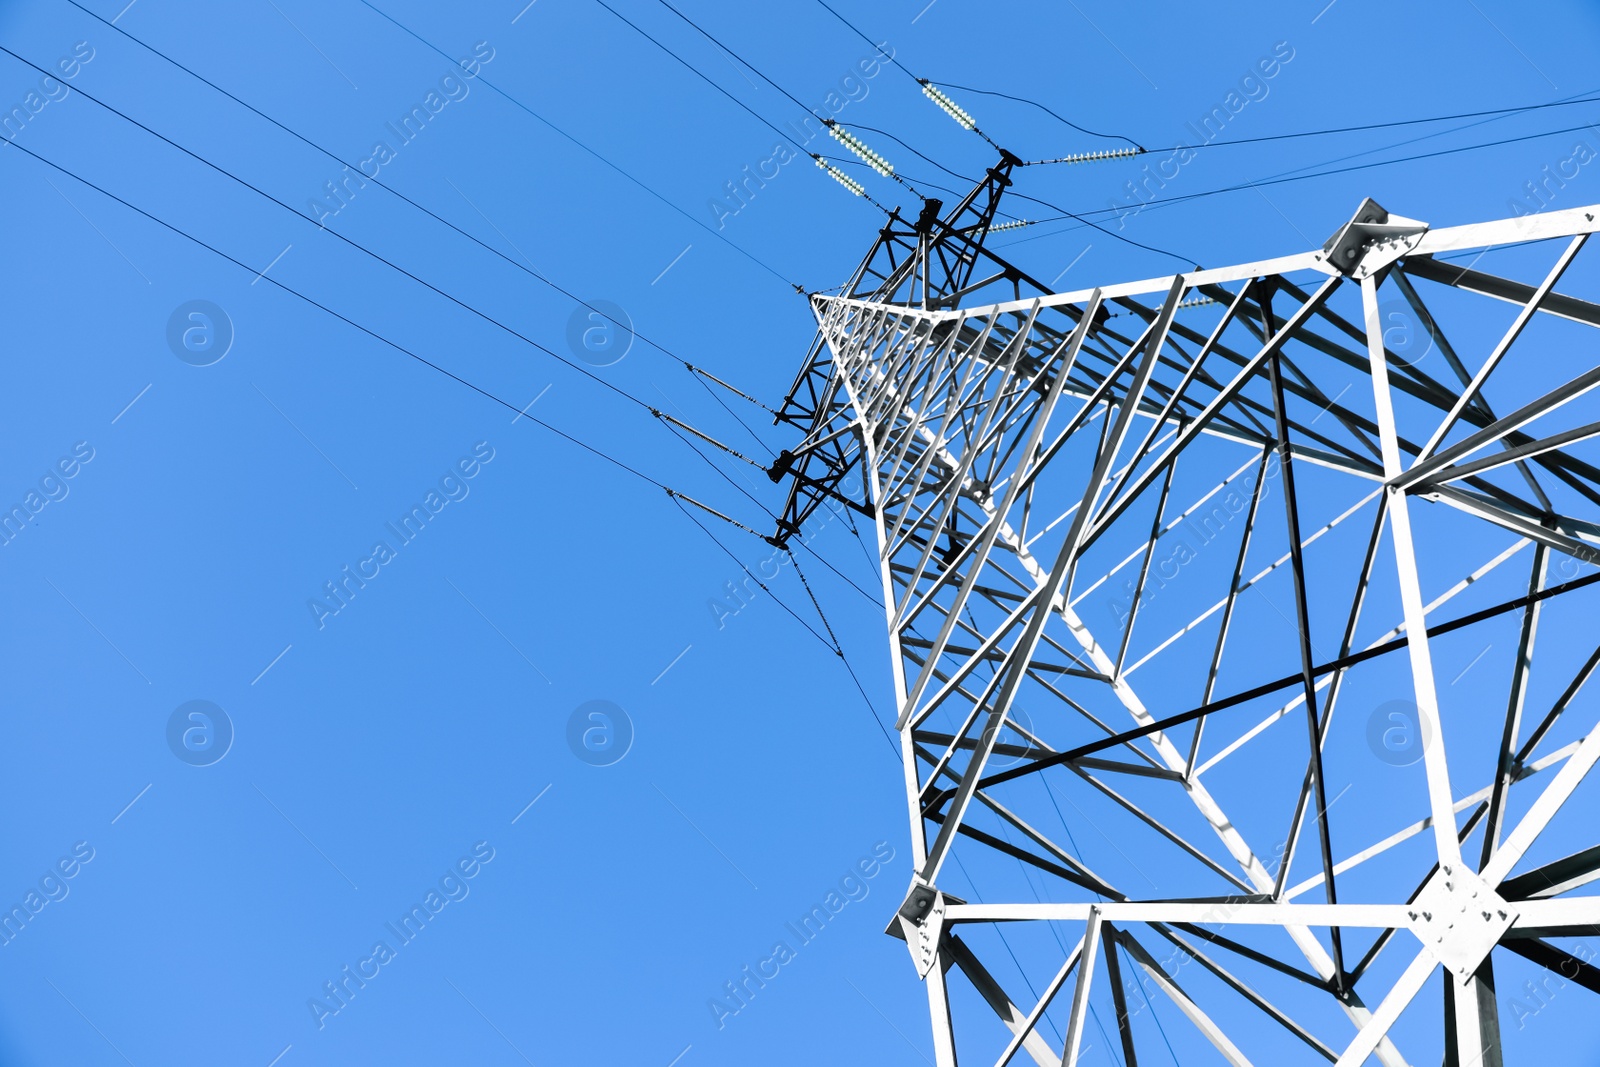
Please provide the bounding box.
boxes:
[1,0,1599,1064]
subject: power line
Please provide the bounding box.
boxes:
[661,418,884,609]
[6,118,846,646]
[670,493,898,758]
[1187,81,1600,201]
[2,134,680,498]
[0,40,762,477]
[932,81,1600,165]
[818,148,1196,266]
[997,83,1600,251]
[785,5,1199,266]
[688,369,778,459]
[62,0,781,441]
[809,0,1004,152]
[836,123,985,188]
[790,550,897,753]
[588,0,811,158]
[808,0,928,91]
[2,59,805,555]
[928,80,1143,150]
[109,4,891,620]
[819,154,968,203]
[588,0,915,206]
[662,419,782,521]
[644,0,930,202]
[1119,89,1600,157]
[25,25,890,770]
[946,851,1068,1048]
[348,0,804,291]
[1004,183,1201,268]
[652,0,814,116]
[1015,116,1600,239]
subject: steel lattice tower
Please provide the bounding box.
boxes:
[773,160,1600,1065]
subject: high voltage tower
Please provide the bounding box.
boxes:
[771,154,1600,1064]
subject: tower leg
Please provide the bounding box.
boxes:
[1443,962,1502,1067]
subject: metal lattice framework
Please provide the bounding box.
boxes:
[775,169,1600,1065]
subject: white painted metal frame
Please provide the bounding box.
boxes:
[778,184,1600,1066]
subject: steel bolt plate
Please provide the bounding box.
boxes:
[1408,864,1518,982]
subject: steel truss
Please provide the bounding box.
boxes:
[775,178,1600,1064]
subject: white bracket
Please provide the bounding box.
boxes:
[1314,197,1429,280]
[895,880,947,978]
[1407,863,1519,982]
